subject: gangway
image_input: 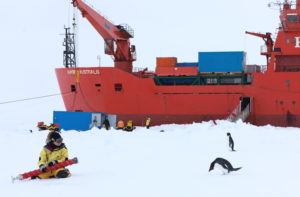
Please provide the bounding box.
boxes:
[226,97,252,122]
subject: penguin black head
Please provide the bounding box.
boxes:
[227,132,231,136]
[209,162,215,172]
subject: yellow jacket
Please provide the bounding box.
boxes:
[146,118,151,126]
[127,120,133,128]
[38,143,68,167]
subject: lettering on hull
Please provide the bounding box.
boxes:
[67,70,100,75]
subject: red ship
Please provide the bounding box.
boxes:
[56,0,300,127]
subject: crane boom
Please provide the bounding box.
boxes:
[245,31,269,39]
[72,0,136,72]
[245,31,274,56]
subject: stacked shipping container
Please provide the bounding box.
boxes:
[156,57,198,76]
[177,62,198,67]
[155,51,247,76]
[198,51,245,73]
[156,57,177,67]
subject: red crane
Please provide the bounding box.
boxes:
[72,0,136,72]
[245,31,274,60]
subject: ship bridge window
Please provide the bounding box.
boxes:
[287,14,297,23]
[114,83,123,91]
[274,48,281,52]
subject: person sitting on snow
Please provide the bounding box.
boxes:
[35,131,71,179]
[124,120,134,131]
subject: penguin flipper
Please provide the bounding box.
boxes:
[232,167,242,171]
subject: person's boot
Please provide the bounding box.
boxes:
[56,169,71,178]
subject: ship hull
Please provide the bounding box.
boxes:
[56,67,300,127]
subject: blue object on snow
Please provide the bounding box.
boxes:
[53,111,105,131]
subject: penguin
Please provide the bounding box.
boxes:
[209,158,241,174]
[227,132,235,151]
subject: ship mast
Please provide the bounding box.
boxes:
[63,27,77,68]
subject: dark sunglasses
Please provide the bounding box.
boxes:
[53,138,63,143]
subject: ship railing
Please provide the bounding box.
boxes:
[132,67,145,72]
[117,23,134,38]
[244,65,262,73]
[132,67,155,78]
[260,45,267,53]
[261,65,267,73]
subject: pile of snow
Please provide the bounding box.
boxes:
[1,120,300,197]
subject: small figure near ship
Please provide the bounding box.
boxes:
[117,120,125,130]
[146,117,151,129]
[124,120,135,132]
[102,117,111,130]
[37,122,60,132]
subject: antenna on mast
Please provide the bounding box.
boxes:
[72,9,79,68]
[268,1,284,10]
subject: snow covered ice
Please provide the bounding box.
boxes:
[1,116,300,197]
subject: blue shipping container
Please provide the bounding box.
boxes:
[53,111,104,131]
[198,51,245,72]
[177,62,198,67]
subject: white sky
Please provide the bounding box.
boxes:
[0,0,279,103]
